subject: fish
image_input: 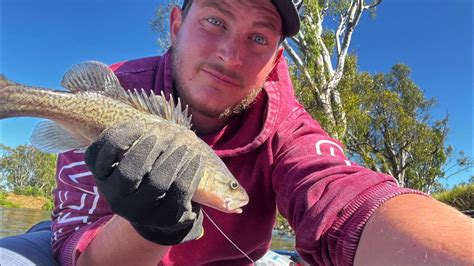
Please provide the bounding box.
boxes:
[0,61,249,214]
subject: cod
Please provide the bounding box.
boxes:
[0,61,249,214]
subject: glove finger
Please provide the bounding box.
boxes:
[179,205,204,242]
[131,206,203,245]
[122,144,189,223]
[178,201,202,226]
[143,153,202,226]
[163,204,203,237]
[114,123,182,196]
[96,133,171,221]
[163,204,203,244]
[144,144,190,197]
[106,134,162,197]
[145,182,199,227]
[166,154,203,224]
[86,120,145,179]
[173,153,203,203]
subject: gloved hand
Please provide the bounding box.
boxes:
[85,120,204,245]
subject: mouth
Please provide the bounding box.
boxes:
[201,68,240,87]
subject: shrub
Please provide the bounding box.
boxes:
[433,183,473,211]
[13,186,43,197]
[42,199,54,211]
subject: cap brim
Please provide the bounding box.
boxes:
[273,0,301,37]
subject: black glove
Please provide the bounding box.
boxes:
[85,120,204,245]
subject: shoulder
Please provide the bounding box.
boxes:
[109,56,164,92]
[110,56,162,75]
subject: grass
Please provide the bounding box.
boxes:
[0,191,22,208]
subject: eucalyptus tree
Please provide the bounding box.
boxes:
[0,144,57,196]
[150,0,180,53]
[342,63,457,193]
[285,0,382,139]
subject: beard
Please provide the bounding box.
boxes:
[171,47,263,120]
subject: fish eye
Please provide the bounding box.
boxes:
[230,181,239,190]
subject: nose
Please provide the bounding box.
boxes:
[217,36,243,67]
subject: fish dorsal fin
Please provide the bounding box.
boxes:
[126,89,192,129]
[60,61,128,102]
[60,61,192,128]
[30,120,89,153]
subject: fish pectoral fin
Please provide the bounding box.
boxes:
[30,120,89,153]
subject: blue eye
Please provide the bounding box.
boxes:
[206,17,222,26]
[253,35,267,45]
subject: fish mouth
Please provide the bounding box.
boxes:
[222,197,250,214]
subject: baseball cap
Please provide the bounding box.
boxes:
[181,0,303,38]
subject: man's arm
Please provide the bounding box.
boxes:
[77,215,169,266]
[355,194,473,265]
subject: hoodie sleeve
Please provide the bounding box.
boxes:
[51,150,114,265]
[271,106,426,265]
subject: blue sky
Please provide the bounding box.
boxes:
[1,0,472,187]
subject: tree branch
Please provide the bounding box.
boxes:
[304,12,334,76]
[282,40,321,98]
[363,0,383,10]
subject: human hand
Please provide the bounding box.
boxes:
[85,120,204,245]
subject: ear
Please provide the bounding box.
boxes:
[170,6,183,46]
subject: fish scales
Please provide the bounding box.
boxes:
[1,84,148,128]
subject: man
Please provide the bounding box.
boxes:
[46,0,472,265]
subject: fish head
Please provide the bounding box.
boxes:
[194,155,249,214]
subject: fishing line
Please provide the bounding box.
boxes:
[202,209,255,264]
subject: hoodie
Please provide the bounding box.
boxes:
[51,50,423,265]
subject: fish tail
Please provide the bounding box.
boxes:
[0,75,25,119]
[0,74,16,87]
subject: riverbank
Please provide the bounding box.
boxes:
[1,193,296,236]
[0,192,51,210]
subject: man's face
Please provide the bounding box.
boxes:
[171,0,283,120]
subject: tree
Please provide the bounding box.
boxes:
[0,144,57,196]
[284,0,382,139]
[441,150,474,183]
[342,63,460,193]
[150,0,180,53]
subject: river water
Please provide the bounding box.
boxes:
[0,206,51,237]
[0,206,295,250]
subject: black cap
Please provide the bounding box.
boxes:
[181,0,303,38]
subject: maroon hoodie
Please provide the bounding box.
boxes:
[51,50,423,265]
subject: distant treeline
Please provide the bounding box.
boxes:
[1,144,472,214]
